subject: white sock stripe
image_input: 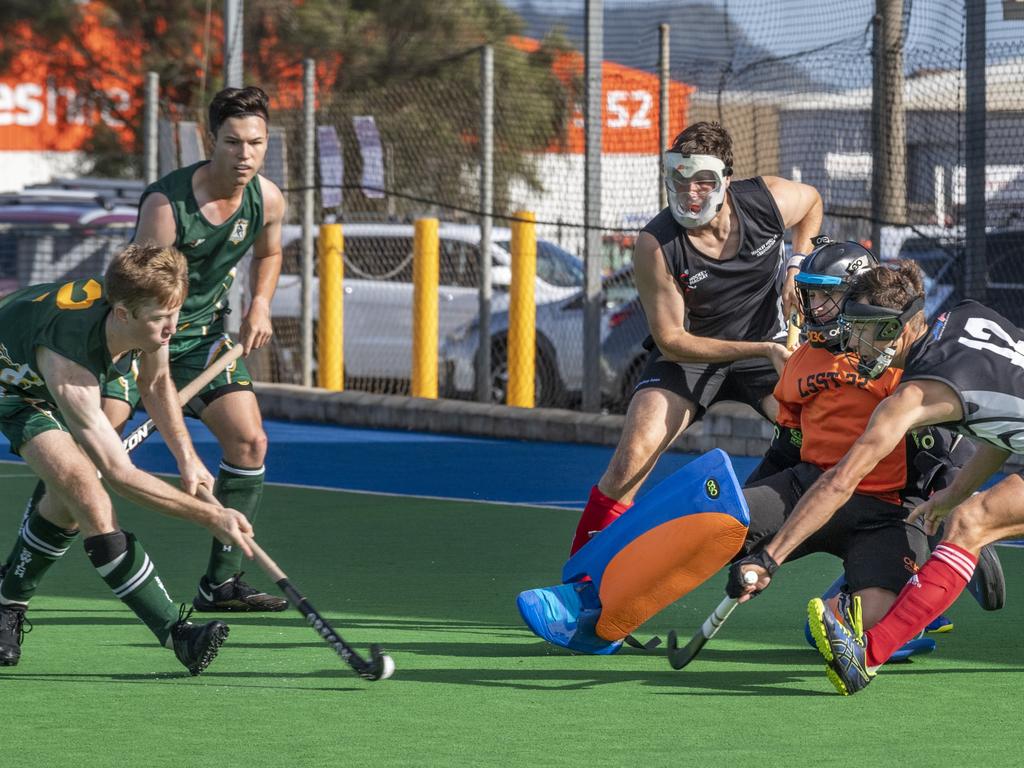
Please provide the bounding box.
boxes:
[21,527,72,558]
[933,544,976,572]
[932,546,975,582]
[111,556,153,597]
[95,550,128,578]
[219,462,265,477]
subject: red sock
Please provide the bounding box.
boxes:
[569,486,632,555]
[865,542,976,667]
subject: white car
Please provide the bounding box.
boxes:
[269,222,584,382]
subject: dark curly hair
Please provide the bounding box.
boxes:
[848,260,925,310]
[208,86,270,137]
[669,121,734,173]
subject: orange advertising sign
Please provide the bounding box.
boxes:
[508,36,693,155]
[0,6,141,151]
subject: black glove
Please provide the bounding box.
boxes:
[726,550,779,598]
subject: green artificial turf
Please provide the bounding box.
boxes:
[1,463,1022,767]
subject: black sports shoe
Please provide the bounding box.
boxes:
[967,544,1005,611]
[193,572,288,612]
[170,605,229,676]
[0,603,31,667]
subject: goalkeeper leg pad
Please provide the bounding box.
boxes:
[517,450,750,651]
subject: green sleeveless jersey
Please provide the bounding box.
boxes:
[140,161,264,338]
[0,278,135,405]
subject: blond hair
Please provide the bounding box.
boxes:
[105,243,188,314]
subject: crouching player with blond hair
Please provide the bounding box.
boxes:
[0,244,253,674]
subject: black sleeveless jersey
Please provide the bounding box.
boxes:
[902,300,1024,453]
[641,177,787,343]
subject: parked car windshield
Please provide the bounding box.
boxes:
[494,239,584,288]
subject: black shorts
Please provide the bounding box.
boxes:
[738,463,928,594]
[633,349,780,419]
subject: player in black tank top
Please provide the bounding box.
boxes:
[568,121,824,557]
[735,259,1022,695]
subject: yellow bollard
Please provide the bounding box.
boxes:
[508,211,536,408]
[412,217,439,398]
[317,223,344,391]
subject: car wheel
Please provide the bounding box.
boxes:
[490,337,565,408]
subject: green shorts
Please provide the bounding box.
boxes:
[101,330,253,418]
[0,390,69,456]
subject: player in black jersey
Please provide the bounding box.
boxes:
[728,259,1021,694]
[569,121,823,556]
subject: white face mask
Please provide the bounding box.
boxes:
[663,153,730,229]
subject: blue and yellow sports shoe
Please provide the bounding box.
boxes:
[804,583,934,661]
[925,614,954,633]
[807,595,877,696]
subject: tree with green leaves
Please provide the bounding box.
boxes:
[2,0,577,218]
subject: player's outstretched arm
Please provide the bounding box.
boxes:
[765,176,823,257]
[764,176,823,319]
[134,347,214,495]
[635,232,790,367]
[729,382,945,598]
[909,441,1011,535]
[37,349,254,556]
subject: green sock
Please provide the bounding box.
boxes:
[2,480,49,577]
[86,530,178,645]
[1,503,79,604]
[207,462,264,584]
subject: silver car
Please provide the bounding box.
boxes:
[268,222,584,383]
[440,265,638,407]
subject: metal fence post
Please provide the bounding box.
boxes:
[582,0,604,413]
[302,58,316,387]
[477,44,494,403]
[143,72,159,185]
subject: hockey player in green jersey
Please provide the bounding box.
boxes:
[0,244,254,674]
[110,86,287,611]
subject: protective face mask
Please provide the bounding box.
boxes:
[664,152,730,229]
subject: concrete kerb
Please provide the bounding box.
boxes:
[255,383,1024,471]
[253,383,774,456]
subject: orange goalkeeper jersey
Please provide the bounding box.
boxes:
[774,343,905,502]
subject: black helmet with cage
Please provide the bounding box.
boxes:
[794,237,879,352]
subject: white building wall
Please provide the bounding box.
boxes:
[0,151,84,192]
[507,152,662,255]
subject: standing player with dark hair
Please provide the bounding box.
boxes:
[733,259,1023,694]
[6,86,288,613]
[569,121,823,555]
[119,85,287,611]
[0,244,254,672]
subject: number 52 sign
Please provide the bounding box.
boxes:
[606,90,653,129]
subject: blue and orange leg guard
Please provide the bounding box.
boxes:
[516,449,750,654]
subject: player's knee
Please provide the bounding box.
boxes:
[234,428,268,465]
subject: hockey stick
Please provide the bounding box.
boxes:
[195,487,395,682]
[121,344,245,452]
[666,595,740,670]
[666,572,756,670]
[786,311,800,351]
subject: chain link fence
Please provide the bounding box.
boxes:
[5,1,1023,410]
